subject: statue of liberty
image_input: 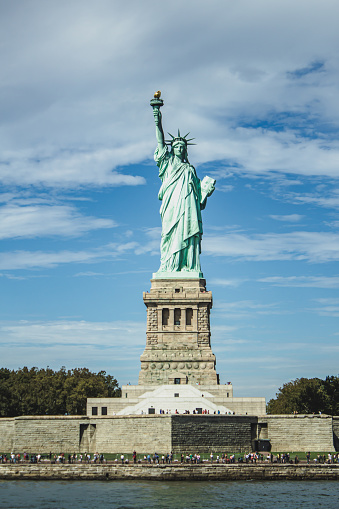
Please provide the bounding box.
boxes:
[151,92,215,278]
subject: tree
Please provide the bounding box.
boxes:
[0,367,121,417]
[267,376,339,415]
[324,375,339,415]
[0,368,12,416]
[63,368,120,415]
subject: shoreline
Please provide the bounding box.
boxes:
[1,463,338,481]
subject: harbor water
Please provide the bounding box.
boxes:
[0,479,338,508]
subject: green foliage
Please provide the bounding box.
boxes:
[324,375,339,415]
[0,367,120,417]
[267,375,339,415]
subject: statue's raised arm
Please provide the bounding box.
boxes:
[150,91,165,150]
[149,92,216,280]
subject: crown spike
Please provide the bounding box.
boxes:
[165,128,196,147]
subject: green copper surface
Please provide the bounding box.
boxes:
[151,95,215,279]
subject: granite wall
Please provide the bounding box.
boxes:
[0,463,338,481]
[261,415,334,452]
[0,418,14,452]
[13,416,84,453]
[0,414,337,454]
[89,415,171,453]
[333,416,339,451]
[171,415,257,453]
[0,415,171,454]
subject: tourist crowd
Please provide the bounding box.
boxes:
[0,451,106,464]
[1,451,338,465]
[151,409,234,415]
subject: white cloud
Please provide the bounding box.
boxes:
[0,203,116,239]
[1,0,339,188]
[209,278,244,287]
[269,214,304,222]
[272,178,304,188]
[217,355,308,370]
[0,273,27,280]
[0,319,145,377]
[319,344,339,351]
[134,227,161,256]
[289,191,339,209]
[325,220,339,229]
[0,319,144,347]
[74,269,150,277]
[0,242,138,270]
[314,298,339,304]
[212,325,240,334]
[0,148,147,188]
[196,130,339,179]
[259,275,339,288]
[3,228,339,271]
[74,271,106,277]
[0,249,100,271]
[313,306,339,317]
[204,231,339,262]
[218,185,234,193]
[312,298,339,317]
[214,300,282,319]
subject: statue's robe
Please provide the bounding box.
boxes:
[155,146,203,273]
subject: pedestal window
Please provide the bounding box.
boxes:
[186,308,193,326]
[162,308,169,326]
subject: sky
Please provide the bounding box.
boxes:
[0,0,339,402]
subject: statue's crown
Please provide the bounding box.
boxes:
[166,129,195,146]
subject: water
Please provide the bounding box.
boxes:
[0,480,337,508]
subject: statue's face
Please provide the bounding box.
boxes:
[172,142,186,160]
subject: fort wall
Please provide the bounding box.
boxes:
[260,414,334,452]
[90,415,171,453]
[171,415,256,453]
[13,416,83,453]
[0,418,14,452]
[0,414,337,454]
[333,416,339,451]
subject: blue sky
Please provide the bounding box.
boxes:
[0,0,338,402]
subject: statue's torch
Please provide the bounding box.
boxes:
[150,90,164,110]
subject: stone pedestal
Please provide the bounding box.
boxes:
[138,278,218,385]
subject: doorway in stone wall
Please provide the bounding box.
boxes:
[79,423,96,451]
